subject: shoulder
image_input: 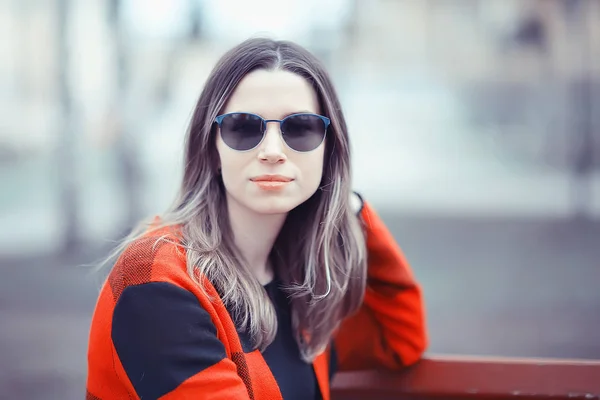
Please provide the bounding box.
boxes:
[104,225,190,304]
[350,192,383,230]
[93,225,225,336]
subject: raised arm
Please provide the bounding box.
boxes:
[334,198,428,371]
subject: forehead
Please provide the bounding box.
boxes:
[223,69,320,118]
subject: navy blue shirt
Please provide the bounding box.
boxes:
[261,279,320,400]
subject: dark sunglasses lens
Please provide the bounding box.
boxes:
[219,113,264,151]
[281,115,326,152]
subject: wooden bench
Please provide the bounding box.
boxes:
[331,354,600,399]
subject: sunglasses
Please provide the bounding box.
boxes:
[214,112,330,152]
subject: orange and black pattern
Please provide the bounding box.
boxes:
[86,199,428,400]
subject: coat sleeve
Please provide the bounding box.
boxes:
[333,199,428,371]
[109,281,252,399]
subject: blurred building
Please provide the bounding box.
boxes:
[0,0,599,256]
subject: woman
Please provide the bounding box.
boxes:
[86,38,427,400]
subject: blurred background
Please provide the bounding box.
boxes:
[1,0,599,398]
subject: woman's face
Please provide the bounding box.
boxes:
[216,69,326,216]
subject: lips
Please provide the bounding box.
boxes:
[250,175,293,192]
[250,175,293,182]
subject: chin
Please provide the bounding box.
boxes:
[249,197,299,215]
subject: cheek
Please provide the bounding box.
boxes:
[220,155,245,185]
[301,150,325,190]
[217,143,244,186]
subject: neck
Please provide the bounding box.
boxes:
[226,197,287,285]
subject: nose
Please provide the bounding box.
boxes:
[258,122,287,164]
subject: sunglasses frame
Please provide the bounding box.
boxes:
[214,112,330,152]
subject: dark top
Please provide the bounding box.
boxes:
[261,279,320,400]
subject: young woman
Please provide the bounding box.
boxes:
[86,38,427,400]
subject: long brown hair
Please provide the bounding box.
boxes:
[106,38,367,362]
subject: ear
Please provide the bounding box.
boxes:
[349,191,364,215]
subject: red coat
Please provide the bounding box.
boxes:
[86,201,427,399]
